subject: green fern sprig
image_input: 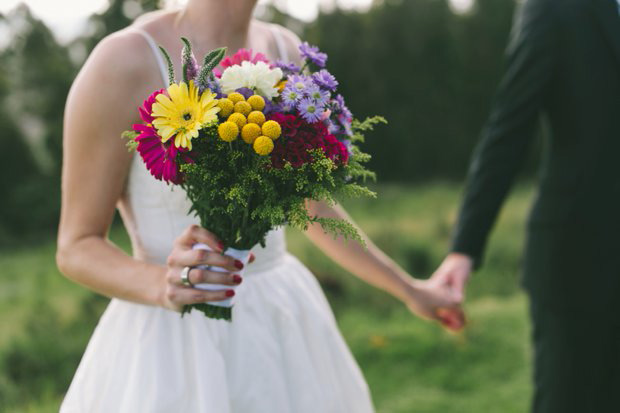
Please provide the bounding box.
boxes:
[122,130,138,152]
[196,47,227,90]
[158,46,176,86]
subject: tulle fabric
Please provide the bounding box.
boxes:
[60,155,374,412]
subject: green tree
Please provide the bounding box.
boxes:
[0,1,160,244]
[0,7,75,242]
[304,0,517,181]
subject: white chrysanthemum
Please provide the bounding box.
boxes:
[220,61,283,100]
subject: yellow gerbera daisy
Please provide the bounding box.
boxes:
[151,80,220,150]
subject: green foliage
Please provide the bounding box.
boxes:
[122,130,139,151]
[180,120,377,251]
[351,115,388,143]
[181,302,232,320]
[311,216,362,244]
[196,47,227,90]
[158,46,176,85]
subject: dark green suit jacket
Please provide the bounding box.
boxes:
[451,0,620,310]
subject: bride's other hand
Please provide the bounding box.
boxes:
[304,201,466,330]
[428,253,473,304]
[160,225,245,312]
[404,279,466,331]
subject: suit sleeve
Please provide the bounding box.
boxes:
[450,0,559,267]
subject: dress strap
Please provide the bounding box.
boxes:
[133,28,169,87]
[269,24,289,62]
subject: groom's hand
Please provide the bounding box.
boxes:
[429,253,473,304]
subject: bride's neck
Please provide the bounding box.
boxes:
[176,0,258,48]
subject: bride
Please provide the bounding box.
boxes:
[56,0,464,411]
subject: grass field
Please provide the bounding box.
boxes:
[0,183,535,412]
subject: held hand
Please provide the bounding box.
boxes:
[404,279,466,331]
[428,253,473,304]
[159,225,253,312]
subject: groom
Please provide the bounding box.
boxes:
[430,0,620,411]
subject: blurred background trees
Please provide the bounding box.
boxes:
[0,0,523,245]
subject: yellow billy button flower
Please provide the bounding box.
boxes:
[253,136,274,155]
[241,123,262,144]
[217,98,234,118]
[261,120,282,140]
[218,121,239,142]
[247,95,266,111]
[234,101,252,117]
[247,111,266,126]
[228,113,247,129]
[227,92,245,104]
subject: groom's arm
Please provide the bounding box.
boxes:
[451,0,560,266]
[430,0,561,303]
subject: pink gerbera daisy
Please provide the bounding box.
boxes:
[133,90,193,184]
[138,89,165,124]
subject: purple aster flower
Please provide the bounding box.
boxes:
[312,69,338,91]
[263,99,285,116]
[332,94,352,119]
[288,74,311,92]
[275,60,301,75]
[338,114,354,136]
[299,42,327,68]
[235,87,255,100]
[305,84,331,106]
[206,76,223,98]
[327,114,353,137]
[327,119,343,136]
[282,84,302,107]
[297,98,324,123]
[342,138,354,156]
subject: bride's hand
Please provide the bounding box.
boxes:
[404,279,466,331]
[159,225,249,312]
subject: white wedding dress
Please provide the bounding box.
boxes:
[60,26,375,413]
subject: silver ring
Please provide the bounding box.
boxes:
[180,266,194,287]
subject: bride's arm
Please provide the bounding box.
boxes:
[272,27,463,328]
[56,31,241,311]
[305,201,464,329]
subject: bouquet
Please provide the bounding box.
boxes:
[125,37,385,321]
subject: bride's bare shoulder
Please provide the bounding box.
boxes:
[85,10,177,73]
[75,11,177,98]
[79,32,150,90]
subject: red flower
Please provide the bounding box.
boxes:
[269,113,349,169]
[138,89,166,124]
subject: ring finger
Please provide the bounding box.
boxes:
[178,267,242,287]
